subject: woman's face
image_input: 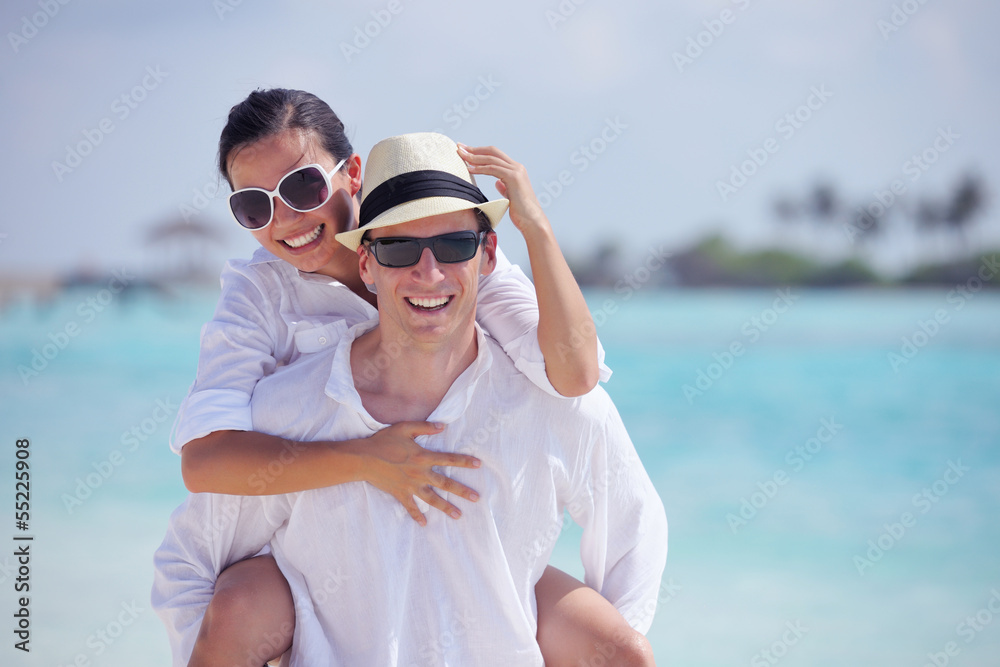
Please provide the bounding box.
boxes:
[228,128,361,276]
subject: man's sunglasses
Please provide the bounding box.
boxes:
[228,159,346,230]
[365,231,486,268]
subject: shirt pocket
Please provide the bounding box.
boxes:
[291,319,350,356]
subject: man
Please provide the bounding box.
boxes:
[153,133,667,665]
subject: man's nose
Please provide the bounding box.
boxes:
[411,247,446,281]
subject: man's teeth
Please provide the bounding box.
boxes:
[407,296,450,309]
[283,225,322,248]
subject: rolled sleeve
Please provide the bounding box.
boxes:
[169,259,280,453]
[504,329,612,399]
[479,248,612,398]
[169,389,253,454]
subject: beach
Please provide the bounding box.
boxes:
[2,286,998,665]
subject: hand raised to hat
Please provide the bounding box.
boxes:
[457,143,602,398]
[457,144,552,242]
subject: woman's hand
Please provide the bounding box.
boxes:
[456,142,601,397]
[361,421,481,526]
[458,143,551,240]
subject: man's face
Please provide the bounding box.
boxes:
[358,210,497,347]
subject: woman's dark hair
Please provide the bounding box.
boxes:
[218,88,353,186]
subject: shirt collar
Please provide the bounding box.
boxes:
[247,246,348,287]
[324,319,494,429]
[247,246,281,266]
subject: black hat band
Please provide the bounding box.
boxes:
[359,170,488,228]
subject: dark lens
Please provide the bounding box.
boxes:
[374,238,421,267]
[432,233,479,263]
[230,191,272,229]
[280,166,329,211]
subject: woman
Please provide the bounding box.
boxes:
[171,88,653,666]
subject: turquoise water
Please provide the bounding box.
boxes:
[1,287,999,665]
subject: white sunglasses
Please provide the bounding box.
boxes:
[228,158,346,230]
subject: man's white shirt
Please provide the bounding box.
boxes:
[153,320,666,666]
[169,246,611,453]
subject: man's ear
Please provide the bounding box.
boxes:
[357,244,375,285]
[479,231,497,277]
[346,153,363,197]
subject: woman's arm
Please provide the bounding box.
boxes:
[460,144,600,397]
[175,259,479,523]
[182,424,481,525]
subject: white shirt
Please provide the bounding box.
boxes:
[152,321,667,666]
[170,246,612,453]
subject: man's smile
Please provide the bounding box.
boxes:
[405,295,453,311]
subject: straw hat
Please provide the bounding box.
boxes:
[335,132,509,251]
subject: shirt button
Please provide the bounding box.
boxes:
[318,336,328,345]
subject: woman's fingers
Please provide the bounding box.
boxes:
[457,143,511,163]
[371,420,483,522]
[399,496,428,526]
[416,486,463,519]
[392,420,446,438]
[458,144,520,177]
[428,470,480,502]
[425,449,482,469]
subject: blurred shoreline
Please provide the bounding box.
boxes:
[3,238,998,309]
[569,235,1000,289]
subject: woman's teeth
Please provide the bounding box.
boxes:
[283,225,323,248]
[407,296,450,310]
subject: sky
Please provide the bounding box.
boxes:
[1,0,998,280]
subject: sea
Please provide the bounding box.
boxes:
[1,284,998,666]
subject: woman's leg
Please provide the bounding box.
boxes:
[188,554,295,667]
[535,565,655,667]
